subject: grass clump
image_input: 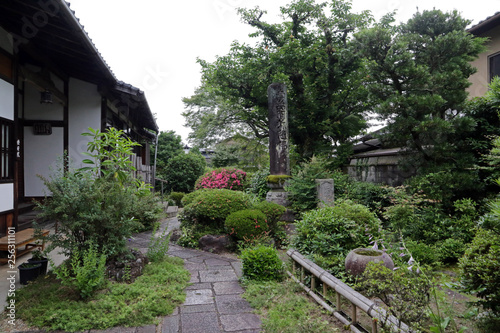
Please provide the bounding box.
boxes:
[10,257,189,332]
[243,279,339,332]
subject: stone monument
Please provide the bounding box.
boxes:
[315,179,334,208]
[266,83,294,221]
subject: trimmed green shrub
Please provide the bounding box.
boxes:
[180,188,210,207]
[168,192,185,207]
[195,168,247,191]
[179,189,251,228]
[225,209,269,241]
[405,240,440,267]
[240,245,284,281]
[292,200,382,277]
[459,229,500,315]
[252,201,285,229]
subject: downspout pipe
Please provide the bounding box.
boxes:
[153,132,159,192]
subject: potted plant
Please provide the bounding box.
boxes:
[28,250,49,275]
[18,262,42,285]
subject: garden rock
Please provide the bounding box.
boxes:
[199,234,232,254]
[106,250,149,282]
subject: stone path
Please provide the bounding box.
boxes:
[9,217,262,333]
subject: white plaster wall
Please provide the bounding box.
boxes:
[68,78,101,168]
[0,26,13,54]
[0,79,13,120]
[24,127,64,197]
[24,80,63,121]
[0,183,13,212]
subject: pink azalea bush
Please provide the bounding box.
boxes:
[195,168,247,191]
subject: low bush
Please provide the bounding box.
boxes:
[178,189,251,228]
[252,201,286,229]
[292,200,382,277]
[161,151,206,192]
[436,238,466,265]
[240,245,284,281]
[195,168,247,191]
[405,240,440,267]
[53,244,107,300]
[225,209,269,241]
[168,192,185,207]
[459,229,500,315]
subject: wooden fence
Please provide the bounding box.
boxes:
[287,249,410,333]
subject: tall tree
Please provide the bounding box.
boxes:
[183,0,373,158]
[356,10,486,172]
[154,130,184,175]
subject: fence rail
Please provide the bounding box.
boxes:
[287,249,410,333]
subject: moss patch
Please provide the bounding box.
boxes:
[266,175,292,184]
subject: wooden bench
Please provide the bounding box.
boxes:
[0,228,50,264]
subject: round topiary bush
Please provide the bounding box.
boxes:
[179,189,251,228]
[252,201,286,229]
[240,245,284,281]
[195,168,247,191]
[225,209,269,241]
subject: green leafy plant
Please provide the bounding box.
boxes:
[291,200,382,277]
[147,223,171,263]
[240,245,284,282]
[356,261,432,331]
[225,209,269,241]
[79,127,140,184]
[159,151,207,192]
[247,168,270,200]
[54,244,107,300]
[286,156,333,215]
[178,189,251,228]
[168,192,185,207]
[252,200,285,232]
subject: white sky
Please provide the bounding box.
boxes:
[68,0,499,143]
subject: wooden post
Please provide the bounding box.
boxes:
[292,260,296,275]
[300,266,305,283]
[323,282,327,298]
[311,276,316,291]
[336,292,341,311]
[352,303,357,324]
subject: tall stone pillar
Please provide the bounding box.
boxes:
[268,83,290,176]
[266,83,294,221]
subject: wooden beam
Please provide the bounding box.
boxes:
[20,66,67,105]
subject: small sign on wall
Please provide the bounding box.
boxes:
[33,123,52,135]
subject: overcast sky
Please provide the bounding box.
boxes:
[68,0,499,143]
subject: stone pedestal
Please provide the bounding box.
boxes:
[266,184,295,222]
[315,179,334,208]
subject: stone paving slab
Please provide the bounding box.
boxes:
[181,312,221,333]
[220,313,262,332]
[215,295,255,315]
[213,281,245,295]
[184,289,214,305]
[199,269,239,283]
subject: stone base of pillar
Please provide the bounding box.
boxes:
[266,187,295,222]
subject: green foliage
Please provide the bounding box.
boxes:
[459,229,500,315]
[225,209,269,241]
[178,189,251,228]
[54,244,107,300]
[286,156,333,214]
[195,167,247,191]
[160,151,206,192]
[436,238,466,265]
[356,10,486,173]
[37,172,147,258]
[154,130,184,174]
[252,200,286,230]
[407,170,484,213]
[147,223,170,263]
[240,245,284,282]
[292,200,381,277]
[247,168,270,200]
[184,0,372,157]
[80,127,140,185]
[11,257,189,332]
[168,192,185,207]
[243,280,339,332]
[405,240,440,267]
[356,262,432,331]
